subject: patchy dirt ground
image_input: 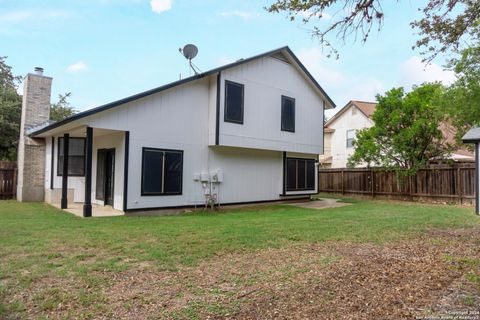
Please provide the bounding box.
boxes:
[6,227,480,320]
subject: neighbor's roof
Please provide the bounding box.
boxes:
[440,123,474,158]
[462,127,480,143]
[324,100,376,128]
[30,46,336,137]
[353,100,376,118]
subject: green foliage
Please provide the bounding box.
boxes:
[347,83,452,174]
[266,0,478,60]
[442,35,480,143]
[0,57,22,161]
[50,92,77,122]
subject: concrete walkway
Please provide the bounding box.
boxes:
[284,198,351,210]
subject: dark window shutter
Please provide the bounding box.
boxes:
[306,160,315,189]
[142,150,164,194]
[164,151,183,194]
[286,158,297,191]
[281,96,295,132]
[225,81,244,123]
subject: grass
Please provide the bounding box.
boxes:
[0,198,479,319]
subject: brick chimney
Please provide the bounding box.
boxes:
[17,68,52,202]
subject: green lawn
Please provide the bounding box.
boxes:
[0,199,479,319]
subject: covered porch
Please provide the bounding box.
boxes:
[42,126,129,217]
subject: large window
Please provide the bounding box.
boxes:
[57,137,86,176]
[224,80,244,124]
[281,95,295,132]
[285,158,316,191]
[141,148,183,196]
[346,129,356,148]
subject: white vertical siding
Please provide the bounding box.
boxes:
[216,56,325,154]
[209,147,283,203]
[42,54,327,210]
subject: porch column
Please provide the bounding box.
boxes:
[83,127,93,217]
[60,133,69,209]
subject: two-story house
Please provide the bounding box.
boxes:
[320,100,474,168]
[17,47,335,216]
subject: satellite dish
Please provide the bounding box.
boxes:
[182,44,198,60]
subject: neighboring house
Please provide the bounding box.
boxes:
[320,100,474,168]
[320,100,375,168]
[16,46,335,216]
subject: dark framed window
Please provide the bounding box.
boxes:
[346,129,356,148]
[281,95,295,132]
[141,148,183,196]
[224,80,244,124]
[57,137,86,176]
[285,158,316,191]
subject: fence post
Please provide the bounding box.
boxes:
[408,175,413,199]
[371,170,375,198]
[458,167,463,205]
[13,168,17,200]
[341,170,345,195]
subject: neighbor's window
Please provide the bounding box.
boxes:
[224,80,244,124]
[346,129,356,148]
[285,158,316,192]
[281,95,295,132]
[142,148,183,195]
[57,137,86,176]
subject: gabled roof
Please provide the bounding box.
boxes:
[352,100,376,118]
[462,127,480,143]
[324,100,376,128]
[30,46,335,137]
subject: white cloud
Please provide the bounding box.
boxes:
[219,10,260,20]
[150,0,172,13]
[67,61,88,73]
[398,56,456,89]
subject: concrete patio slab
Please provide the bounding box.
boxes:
[284,198,351,210]
[52,203,124,218]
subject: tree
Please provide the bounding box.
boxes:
[442,35,480,143]
[50,92,77,122]
[266,0,480,60]
[347,83,452,174]
[0,57,22,161]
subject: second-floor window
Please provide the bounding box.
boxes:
[224,80,244,124]
[281,95,295,132]
[346,129,356,148]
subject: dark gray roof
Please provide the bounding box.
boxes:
[30,46,335,137]
[462,127,480,143]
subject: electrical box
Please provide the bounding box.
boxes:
[216,169,224,182]
[210,169,224,183]
[200,172,210,182]
[193,173,200,181]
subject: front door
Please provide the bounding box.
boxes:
[96,149,115,206]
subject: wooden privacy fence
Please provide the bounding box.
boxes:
[318,166,476,204]
[0,161,17,200]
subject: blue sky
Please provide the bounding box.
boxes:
[1,0,456,117]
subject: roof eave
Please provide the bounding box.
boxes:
[29,46,336,137]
